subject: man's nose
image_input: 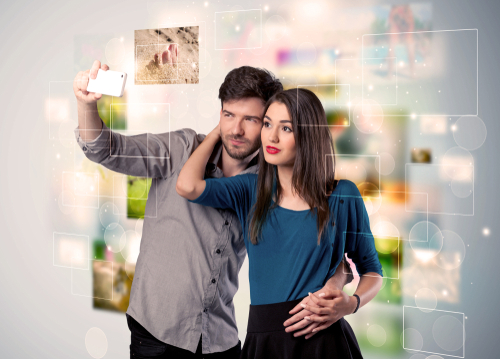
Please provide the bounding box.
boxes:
[232,120,244,136]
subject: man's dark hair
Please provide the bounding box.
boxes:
[218,66,283,107]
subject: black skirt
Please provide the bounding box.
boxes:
[241,298,363,359]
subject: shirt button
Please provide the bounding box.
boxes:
[216,249,221,254]
[224,220,229,225]
[211,278,216,284]
[340,199,344,204]
[203,308,208,313]
[82,146,88,152]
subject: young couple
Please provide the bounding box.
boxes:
[73,61,382,359]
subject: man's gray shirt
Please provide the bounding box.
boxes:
[75,122,258,354]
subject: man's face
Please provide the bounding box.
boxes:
[219,97,265,160]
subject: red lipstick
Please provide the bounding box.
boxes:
[266,146,281,154]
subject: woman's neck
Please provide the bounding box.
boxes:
[276,165,293,196]
[276,165,310,210]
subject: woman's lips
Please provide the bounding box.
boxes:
[266,146,281,154]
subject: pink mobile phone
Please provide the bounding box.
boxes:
[87,69,127,97]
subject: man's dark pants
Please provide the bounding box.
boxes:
[127,314,241,359]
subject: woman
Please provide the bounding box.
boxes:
[176,88,383,358]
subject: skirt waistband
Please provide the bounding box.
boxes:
[247,298,304,333]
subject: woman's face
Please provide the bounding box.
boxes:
[261,102,296,167]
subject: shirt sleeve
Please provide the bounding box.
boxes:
[189,174,255,215]
[344,189,383,277]
[74,120,203,179]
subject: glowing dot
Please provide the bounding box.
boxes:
[120,37,124,42]
[264,5,269,11]
[204,1,208,6]
[451,125,457,131]
[107,246,111,250]
[153,107,157,113]
[368,85,373,91]
[235,25,240,31]
[335,49,340,55]
[56,154,60,159]
[483,227,490,236]
[411,113,416,119]
[399,61,404,67]
[442,290,448,296]
[90,186,94,191]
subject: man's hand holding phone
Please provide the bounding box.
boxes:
[73,60,109,104]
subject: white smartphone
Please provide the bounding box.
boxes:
[87,69,127,97]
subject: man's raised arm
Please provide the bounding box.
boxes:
[72,60,201,179]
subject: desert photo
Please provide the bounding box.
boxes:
[135,26,200,85]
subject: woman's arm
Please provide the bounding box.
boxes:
[284,259,355,338]
[350,273,383,311]
[298,273,382,338]
[176,125,220,200]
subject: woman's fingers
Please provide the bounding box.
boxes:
[305,320,336,339]
[284,318,310,333]
[283,309,310,327]
[308,292,333,308]
[289,297,309,314]
[301,303,329,315]
[312,320,335,333]
[304,314,332,323]
[293,322,320,337]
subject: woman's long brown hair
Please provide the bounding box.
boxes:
[248,88,337,245]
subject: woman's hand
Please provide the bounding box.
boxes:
[284,290,356,339]
[300,291,357,338]
[206,124,221,142]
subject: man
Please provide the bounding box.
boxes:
[73,61,353,358]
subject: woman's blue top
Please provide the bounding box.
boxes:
[190,174,382,305]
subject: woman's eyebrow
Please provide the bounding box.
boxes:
[264,115,291,124]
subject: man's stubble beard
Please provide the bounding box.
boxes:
[221,133,261,160]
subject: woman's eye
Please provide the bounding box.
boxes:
[264,122,270,127]
[283,126,292,132]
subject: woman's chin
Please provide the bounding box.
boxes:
[263,154,279,166]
